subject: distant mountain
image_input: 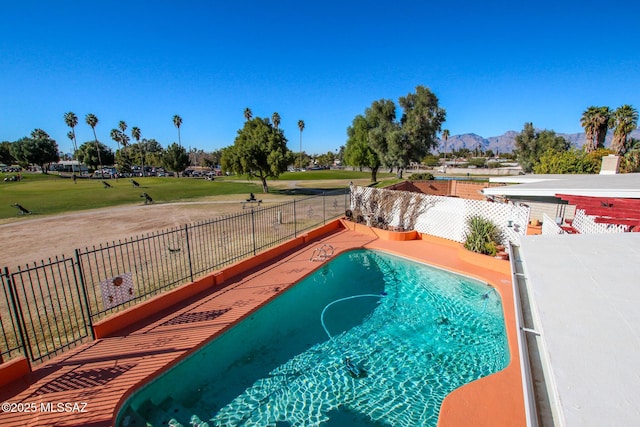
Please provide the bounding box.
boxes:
[438,129,640,154]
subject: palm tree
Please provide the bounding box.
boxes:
[110,128,122,152]
[64,111,80,170]
[131,126,143,175]
[581,107,600,153]
[118,120,127,134]
[595,106,612,149]
[85,113,103,170]
[173,114,183,147]
[442,129,450,165]
[612,105,639,155]
[272,112,281,129]
[298,119,305,170]
[244,107,253,121]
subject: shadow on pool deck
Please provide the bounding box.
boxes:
[0,220,525,427]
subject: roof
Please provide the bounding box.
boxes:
[483,174,640,199]
[519,232,640,426]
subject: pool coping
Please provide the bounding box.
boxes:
[0,219,525,426]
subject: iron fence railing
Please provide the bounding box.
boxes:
[0,190,349,365]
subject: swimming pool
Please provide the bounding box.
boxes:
[117,249,509,426]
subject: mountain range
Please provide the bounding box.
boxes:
[439,129,640,154]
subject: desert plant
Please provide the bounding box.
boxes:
[464,216,503,255]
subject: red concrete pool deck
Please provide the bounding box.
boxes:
[0,220,525,426]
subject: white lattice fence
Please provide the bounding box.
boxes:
[542,213,564,235]
[572,209,629,234]
[350,186,530,244]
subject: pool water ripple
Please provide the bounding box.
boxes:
[117,250,509,427]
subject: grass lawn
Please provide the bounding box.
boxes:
[0,170,397,220]
[0,174,263,220]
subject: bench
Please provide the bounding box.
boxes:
[242,200,262,209]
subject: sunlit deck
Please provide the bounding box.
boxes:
[0,219,525,426]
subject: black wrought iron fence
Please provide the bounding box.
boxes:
[0,189,349,365]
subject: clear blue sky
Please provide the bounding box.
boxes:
[1,0,638,155]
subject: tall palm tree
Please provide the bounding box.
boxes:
[244,107,253,121]
[131,126,143,175]
[595,106,612,149]
[64,111,80,171]
[298,119,305,170]
[581,107,600,153]
[611,105,638,155]
[85,113,103,170]
[442,129,450,164]
[272,112,281,129]
[118,120,127,134]
[110,128,122,152]
[173,114,183,147]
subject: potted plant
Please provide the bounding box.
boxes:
[463,216,504,257]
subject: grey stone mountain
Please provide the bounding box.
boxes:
[438,129,640,154]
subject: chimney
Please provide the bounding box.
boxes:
[599,155,620,175]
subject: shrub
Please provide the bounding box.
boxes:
[464,216,503,255]
[408,172,435,181]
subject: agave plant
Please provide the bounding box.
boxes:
[464,216,503,256]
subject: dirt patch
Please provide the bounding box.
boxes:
[0,196,291,270]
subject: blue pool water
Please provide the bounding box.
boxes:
[117,249,509,427]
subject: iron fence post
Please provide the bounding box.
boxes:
[4,267,33,367]
[184,224,194,282]
[322,192,326,224]
[251,209,257,255]
[74,249,95,339]
[293,199,298,237]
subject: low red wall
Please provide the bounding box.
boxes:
[93,220,346,339]
[93,273,216,339]
[0,357,30,389]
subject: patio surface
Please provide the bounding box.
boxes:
[0,221,525,426]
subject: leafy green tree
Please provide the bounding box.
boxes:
[199,149,223,169]
[421,154,440,167]
[620,139,640,172]
[348,86,446,179]
[344,115,381,181]
[316,151,336,167]
[10,129,60,173]
[162,142,190,177]
[534,148,612,174]
[364,99,400,174]
[75,141,114,169]
[397,85,446,173]
[611,105,638,155]
[514,123,570,172]
[173,114,183,147]
[221,117,291,192]
[129,138,161,167]
[115,149,133,174]
[0,141,15,164]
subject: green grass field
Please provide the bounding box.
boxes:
[0,170,389,220]
[0,174,264,220]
